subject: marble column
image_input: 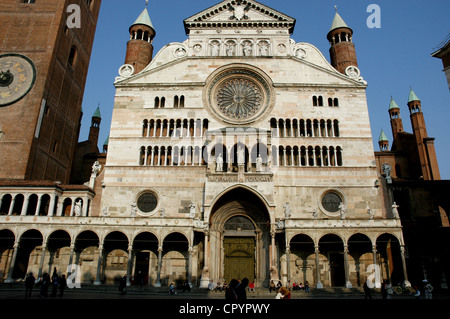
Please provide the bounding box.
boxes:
[315,245,323,288]
[94,244,104,285]
[400,245,411,287]
[155,245,163,287]
[344,244,352,288]
[5,241,19,283]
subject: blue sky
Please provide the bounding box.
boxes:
[80,0,450,178]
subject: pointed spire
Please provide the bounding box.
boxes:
[132,3,154,30]
[408,88,420,103]
[93,104,101,118]
[329,7,351,32]
[378,129,388,142]
[389,97,400,110]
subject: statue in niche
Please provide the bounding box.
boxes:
[216,153,223,172]
[392,202,400,219]
[243,41,252,56]
[256,154,263,172]
[74,200,82,216]
[259,41,269,56]
[226,42,235,56]
[211,42,220,56]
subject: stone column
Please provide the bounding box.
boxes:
[67,243,75,276]
[285,245,291,285]
[21,194,29,216]
[155,245,163,287]
[315,245,323,288]
[5,241,19,283]
[126,245,133,287]
[188,246,193,287]
[34,195,42,216]
[48,195,56,217]
[37,242,47,279]
[94,243,104,285]
[400,245,411,287]
[7,195,16,216]
[199,230,210,288]
[344,244,352,288]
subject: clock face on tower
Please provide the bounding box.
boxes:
[0,53,36,107]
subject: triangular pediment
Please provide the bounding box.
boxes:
[184,0,296,33]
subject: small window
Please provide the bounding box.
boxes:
[22,0,36,3]
[68,46,77,67]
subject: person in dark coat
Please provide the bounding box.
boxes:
[235,278,249,300]
[25,272,35,298]
[51,268,59,297]
[225,279,239,300]
[40,273,50,299]
[119,275,127,295]
[363,277,372,299]
[59,275,67,297]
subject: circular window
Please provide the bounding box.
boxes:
[321,191,342,213]
[137,192,158,213]
[203,64,274,125]
[217,78,262,120]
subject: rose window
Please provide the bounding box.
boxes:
[217,78,262,119]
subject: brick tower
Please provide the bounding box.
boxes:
[407,89,441,180]
[388,97,404,138]
[327,8,358,75]
[124,3,156,74]
[0,0,101,183]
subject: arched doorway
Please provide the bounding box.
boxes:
[223,216,256,283]
[209,187,270,287]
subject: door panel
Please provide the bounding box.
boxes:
[224,237,255,283]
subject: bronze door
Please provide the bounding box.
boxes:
[224,237,255,283]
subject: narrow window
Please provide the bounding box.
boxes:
[68,46,77,67]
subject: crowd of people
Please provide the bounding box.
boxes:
[24,267,67,299]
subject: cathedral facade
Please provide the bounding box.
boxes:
[1,1,410,290]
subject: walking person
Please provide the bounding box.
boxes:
[363,277,372,299]
[235,278,249,300]
[51,268,59,297]
[225,279,239,300]
[24,272,35,298]
[119,275,127,295]
[39,273,50,299]
[59,275,67,297]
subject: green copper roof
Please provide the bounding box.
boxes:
[379,129,388,142]
[132,8,154,29]
[408,89,420,102]
[389,97,400,110]
[93,106,101,118]
[330,12,350,32]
